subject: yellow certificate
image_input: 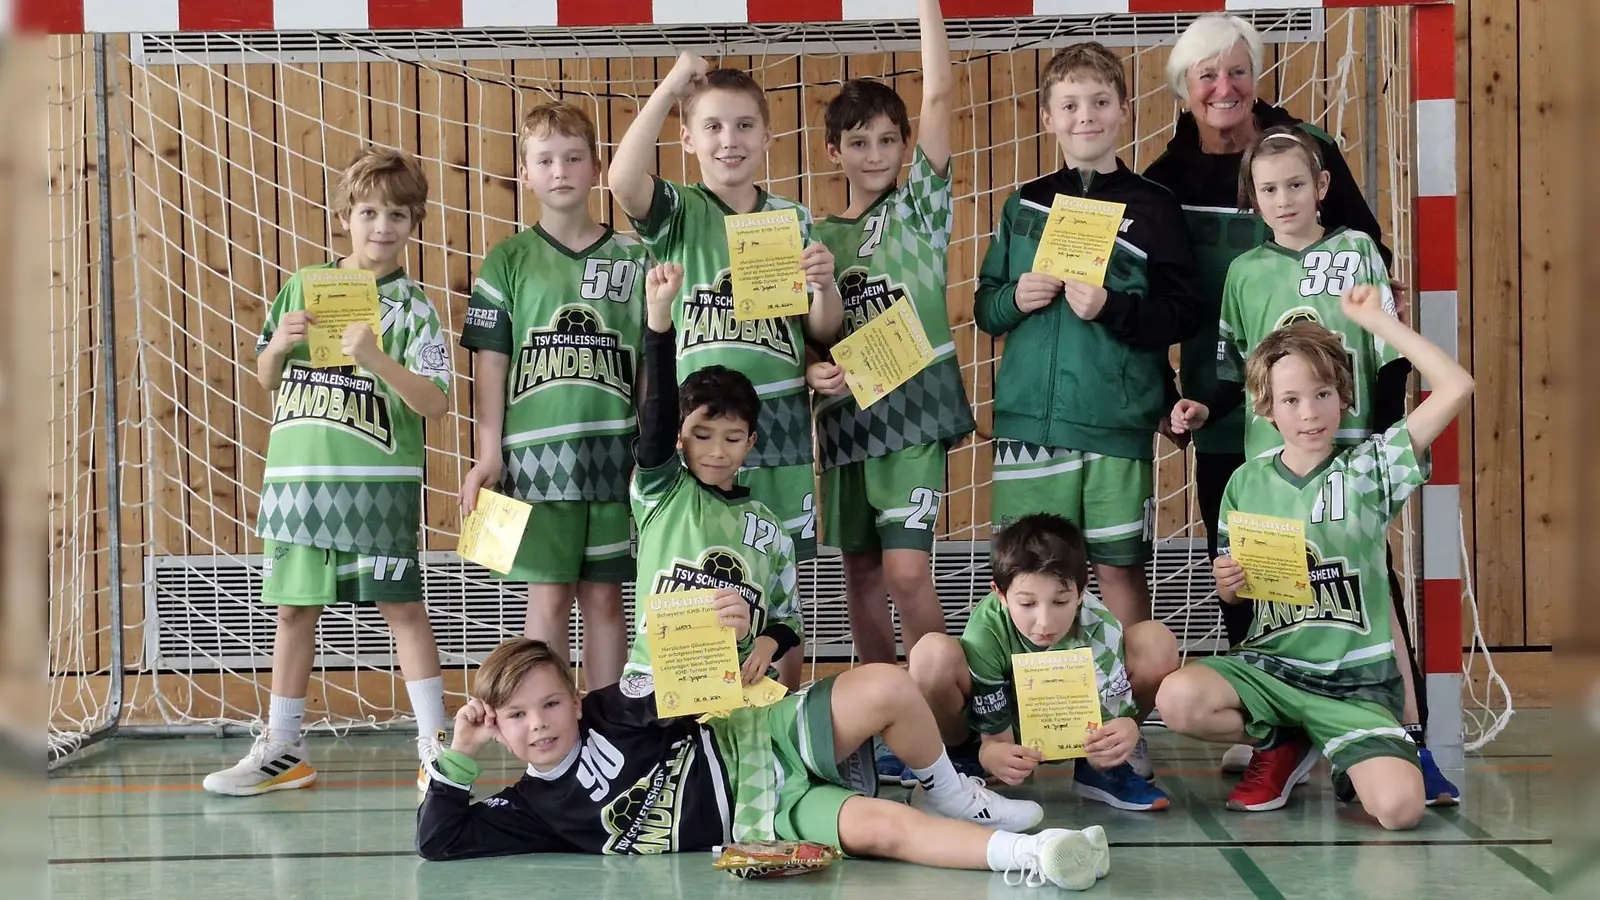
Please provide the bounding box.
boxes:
[1228,512,1314,606]
[1012,648,1102,761]
[645,590,744,719]
[1031,195,1126,288]
[301,268,383,368]
[456,489,533,574]
[697,677,790,723]
[725,209,808,321]
[830,296,937,409]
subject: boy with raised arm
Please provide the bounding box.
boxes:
[975,42,1203,629]
[205,148,452,796]
[806,0,975,678]
[610,54,846,689]
[620,263,802,687]
[909,513,1179,811]
[1155,285,1474,827]
[417,634,1111,890]
[458,102,647,690]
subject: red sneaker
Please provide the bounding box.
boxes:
[1226,735,1319,812]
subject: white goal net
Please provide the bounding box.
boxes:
[47,8,1509,758]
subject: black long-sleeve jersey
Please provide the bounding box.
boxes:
[416,683,734,861]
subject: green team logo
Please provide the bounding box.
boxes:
[512,304,637,403]
[1255,545,1368,638]
[271,363,395,452]
[837,267,907,338]
[601,737,695,855]
[651,547,767,636]
[680,270,798,363]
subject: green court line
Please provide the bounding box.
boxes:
[1166,777,1286,900]
[1436,809,1553,894]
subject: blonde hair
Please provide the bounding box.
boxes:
[1040,41,1129,107]
[335,147,428,223]
[473,638,577,709]
[1245,323,1355,418]
[1238,126,1326,211]
[519,101,600,167]
[1165,14,1264,102]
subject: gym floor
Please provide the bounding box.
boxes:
[48,710,1553,899]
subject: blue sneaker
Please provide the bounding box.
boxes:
[949,737,987,781]
[875,740,909,786]
[1073,759,1171,811]
[1419,748,1460,807]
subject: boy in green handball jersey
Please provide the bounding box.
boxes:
[458,102,647,691]
[909,513,1179,812]
[204,149,452,797]
[1156,285,1474,828]
[621,264,804,691]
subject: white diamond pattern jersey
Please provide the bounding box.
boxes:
[460,226,648,502]
[1216,420,1426,714]
[810,147,975,468]
[254,264,451,557]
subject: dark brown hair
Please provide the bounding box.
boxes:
[824,79,911,150]
[991,513,1090,594]
[1238,125,1325,211]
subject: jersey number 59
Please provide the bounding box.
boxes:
[580,259,641,304]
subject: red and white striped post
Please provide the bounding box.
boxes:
[1410,1,1466,772]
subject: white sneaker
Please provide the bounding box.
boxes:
[1220,743,1254,775]
[416,729,445,792]
[1002,828,1099,891]
[203,734,317,797]
[1082,824,1110,879]
[1129,737,1154,780]
[911,774,1044,833]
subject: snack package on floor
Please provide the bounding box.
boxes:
[711,840,842,879]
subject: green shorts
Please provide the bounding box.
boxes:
[737,463,818,562]
[260,539,420,606]
[991,440,1155,566]
[1198,655,1421,774]
[497,500,633,584]
[821,443,945,554]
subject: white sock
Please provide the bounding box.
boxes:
[907,751,964,801]
[406,676,447,737]
[985,831,1026,871]
[267,695,306,744]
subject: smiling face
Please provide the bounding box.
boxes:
[490,663,583,771]
[339,192,416,274]
[1185,41,1257,138]
[1263,351,1346,457]
[521,129,599,214]
[998,572,1083,649]
[681,88,772,193]
[678,406,756,491]
[828,113,909,197]
[1041,75,1127,170]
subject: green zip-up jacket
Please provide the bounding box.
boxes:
[975,161,1204,460]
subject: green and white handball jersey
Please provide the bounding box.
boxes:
[623,458,802,679]
[959,589,1138,736]
[1217,227,1401,459]
[255,264,451,556]
[1217,419,1425,714]
[629,179,815,470]
[810,148,975,469]
[460,226,647,502]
